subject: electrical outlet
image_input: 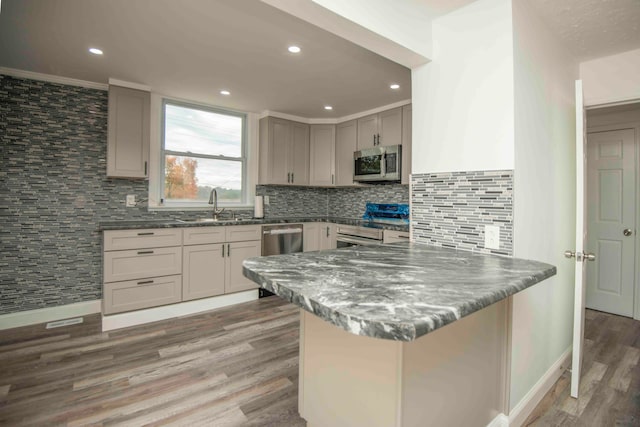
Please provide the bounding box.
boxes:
[126,195,136,207]
[264,196,270,205]
[484,225,500,250]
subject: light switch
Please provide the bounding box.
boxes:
[264,196,270,205]
[484,225,500,250]
[126,195,136,207]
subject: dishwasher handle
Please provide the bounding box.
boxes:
[263,228,303,235]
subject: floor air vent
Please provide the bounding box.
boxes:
[46,317,84,329]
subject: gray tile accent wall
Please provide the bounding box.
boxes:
[0,75,238,315]
[411,171,513,255]
[256,183,410,219]
[255,185,328,218]
[327,184,409,218]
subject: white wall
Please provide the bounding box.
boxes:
[412,0,515,174]
[510,0,578,410]
[580,48,640,107]
[310,0,433,60]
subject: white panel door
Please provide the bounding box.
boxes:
[309,125,336,186]
[335,120,357,186]
[269,118,291,185]
[225,241,261,294]
[571,80,587,398]
[378,107,403,147]
[586,128,636,317]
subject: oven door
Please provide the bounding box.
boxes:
[336,234,382,248]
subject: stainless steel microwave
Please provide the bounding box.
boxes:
[353,144,402,182]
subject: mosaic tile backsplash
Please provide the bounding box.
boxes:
[411,171,514,255]
[0,75,246,315]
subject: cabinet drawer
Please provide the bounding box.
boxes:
[383,230,410,244]
[104,228,182,251]
[183,226,227,245]
[226,225,262,242]
[103,246,182,282]
[103,274,182,315]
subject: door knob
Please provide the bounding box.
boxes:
[624,228,633,237]
[564,250,576,259]
[584,253,596,261]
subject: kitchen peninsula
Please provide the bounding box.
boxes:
[243,243,556,427]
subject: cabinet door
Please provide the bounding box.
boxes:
[225,241,261,294]
[104,275,182,315]
[107,85,150,178]
[291,122,310,185]
[335,120,357,187]
[309,125,336,186]
[269,118,291,185]
[401,104,412,185]
[303,223,320,252]
[319,224,337,250]
[378,107,403,147]
[183,244,226,301]
[357,114,378,150]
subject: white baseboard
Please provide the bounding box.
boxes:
[508,346,572,427]
[101,290,259,331]
[487,414,509,427]
[0,300,102,330]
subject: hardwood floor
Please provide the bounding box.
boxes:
[524,309,640,426]
[0,297,305,426]
[2,302,638,426]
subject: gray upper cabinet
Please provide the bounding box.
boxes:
[401,104,412,185]
[356,107,403,150]
[309,124,336,186]
[259,117,309,186]
[335,120,357,187]
[107,85,150,179]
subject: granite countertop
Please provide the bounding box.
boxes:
[98,216,409,232]
[242,243,556,341]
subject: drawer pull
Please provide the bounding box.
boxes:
[399,235,410,239]
[137,280,154,285]
[137,232,155,236]
[137,250,154,255]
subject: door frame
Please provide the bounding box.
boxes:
[586,118,640,320]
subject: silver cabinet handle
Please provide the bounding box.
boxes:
[144,161,148,176]
[331,174,334,185]
[137,250,154,255]
[624,228,633,236]
[326,226,330,237]
[137,232,154,236]
[228,243,231,256]
[291,172,294,183]
[137,280,154,285]
[222,244,225,257]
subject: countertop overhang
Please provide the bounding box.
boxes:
[243,242,556,341]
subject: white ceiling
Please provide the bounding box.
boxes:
[527,0,640,61]
[0,0,411,118]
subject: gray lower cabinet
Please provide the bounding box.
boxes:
[103,275,182,315]
[182,243,226,301]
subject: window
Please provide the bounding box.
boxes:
[161,100,247,207]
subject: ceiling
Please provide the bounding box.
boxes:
[1,0,638,117]
[527,0,640,61]
[0,0,411,118]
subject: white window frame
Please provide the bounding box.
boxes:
[149,96,256,210]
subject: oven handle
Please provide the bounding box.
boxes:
[336,235,382,246]
[263,228,303,235]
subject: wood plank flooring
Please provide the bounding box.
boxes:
[0,297,305,426]
[524,309,640,426]
[2,301,638,426]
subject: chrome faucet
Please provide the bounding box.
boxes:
[208,188,225,220]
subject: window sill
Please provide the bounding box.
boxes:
[148,204,254,212]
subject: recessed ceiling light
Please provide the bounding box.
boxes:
[220,90,231,96]
[390,84,400,90]
[324,105,333,110]
[288,46,301,54]
[89,48,103,55]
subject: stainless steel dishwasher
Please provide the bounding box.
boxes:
[260,224,303,298]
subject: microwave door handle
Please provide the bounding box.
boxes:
[381,152,386,177]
